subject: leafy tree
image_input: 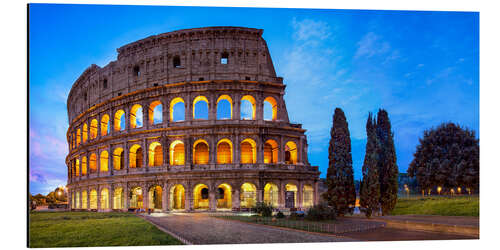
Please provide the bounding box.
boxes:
[376,109,399,215]
[408,122,479,194]
[360,113,381,218]
[323,108,356,216]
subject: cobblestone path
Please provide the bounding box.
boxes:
[143,213,350,244]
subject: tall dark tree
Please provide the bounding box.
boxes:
[376,109,399,215]
[408,123,479,194]
[323,108,356,216]
[360,113,381,218]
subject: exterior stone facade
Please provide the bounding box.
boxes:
[65,26,320,212]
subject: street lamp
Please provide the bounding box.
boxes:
[404,184,409,198]
[437,186,442,195]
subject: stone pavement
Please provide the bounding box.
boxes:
[142,213,350,244]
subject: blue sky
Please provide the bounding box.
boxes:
[29,4,479,195]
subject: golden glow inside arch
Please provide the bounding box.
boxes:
[193,95,209,119]
[114,109,125,131]
[76,129,81,147]
[170,140,185,165]
[90,119,98,139]
[89,189,97,209]
[100,151,109,172]
[129,144,143,168]
[216,138,233,164]
[193,139,209,165]
[148,185,163,209]
[285,141,298,164]
[170,97,185,122]
[129,187,143,209]
[170,184,185,210]
[130,104,143,129]
[81,190,87,209]
[100,188,109,209]
[193,183,209,209]
[101,114,110,136]
[148,142,163,167]
[241,95,256,120]
[264,139,279,164]
[240,183,257,208]
[286,183,298,207]
[217,183,232,209]
[113,187,123,209]
[148,100,162,125]
[82,123,88,143]
[240,138,257,164]
[81,156,87,175]
[303,185,314,208]
[89,153,97,173]
[113,147,124,170]
[263,96,278,121]
[264,183,279,207]
[217,95,233,119]
[76,191,80,208]
[75,159,80,176]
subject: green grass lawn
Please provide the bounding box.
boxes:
[391,195,479,217]
[29,212,183,248]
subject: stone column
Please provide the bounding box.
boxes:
[257,136,264,164]
[124,143,129,173]
[96,149,101,177]
[278,135,284,164]
[162,182,168,212]
[86,187,91,210]
[124,184,129,211]
[143,183,149,211]
[234,94,241,121]
[209,187,216,211]
[97,186,101,211]
[208,94,216,121]
[186,184,194,211]
[109,185,114,210]
[143,138,148,170]
[234,134,240,164]
[298,181,303,211]
[279,181,285,209]
[109,144,113,175]
[256,94,264,122]
[185,93,192,123]
[232,188,240,210]
[257,188,263,203]
[209,135,216,166]
[143,101,150,130]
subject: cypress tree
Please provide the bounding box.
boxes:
[360,113,381,218]
[323,108,356,216]
[376,109,399,215]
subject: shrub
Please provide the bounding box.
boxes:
[305,203,336,221]
[276,211,285,218]
[253,202,273,217]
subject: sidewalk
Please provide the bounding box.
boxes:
[374,215,479,236]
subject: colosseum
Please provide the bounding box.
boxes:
[65,26,320,213]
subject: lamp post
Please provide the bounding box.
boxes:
[437,186,442,196]
[404,184,410,198]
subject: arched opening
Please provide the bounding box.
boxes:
[148,142,163,167]
[101,114,110,136]
[130,104,143,129]
[240,95,256,120]
[263,97,278,121]
[89,153,97,173]
[149,101,162,125]
[114,109,126,131]
[100,151,109,172]
[76,129,81,147]
[75,159,80,176]
[129,187,143,209]
[76,192,80,209]
[285,141,298,164]
[90,119,98,139]
[169,184,185,210]
[170,140,185,165]
[170,97,185,122]
[240,183,257,208]
[81,190,87,209]
[113,148,124,170]
[173,55,181,68]
[113,187,124,210]
[285,183,298,208]
[148,185,163,210]
[82,123,88,143]
[217,139,233,164]
[193,139,209,165]
[240,138,257,164]
[220,52,229,64]
[129,144,143,168]
[264,139,279,164]
[217,95,232,120]
[81,156,87,175]
[303,185,314,209]
[264,183,279,207]
[193,96,209,120]
[217,183,232,209]
[89,189,97,209]
[193,184,209,210]
[100,188,109,210]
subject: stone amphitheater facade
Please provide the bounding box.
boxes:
[66,26,320,212]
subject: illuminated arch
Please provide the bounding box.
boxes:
[81,190,87,209]
[81,156,87,175]
[169,184,185,210]
[148,142,163,167]
[263,96,278,121]
[148,185,163,210]
[216,183,232,209]
[82,123,88,143]
[216,139,233,164]
[100,151,109,172]
[193,139,209,165]
[89,189,97,209]
[129,187,143,209]
[240,95,256,120]
[114,109,125,131]
[285,141,298,164]
[129,144,143,168]
[148,100,162,125]
[113,187,124,209]
[264,139,279,164]
[193,183,209,210]
[89,153,97,173]
[130,104,143,129]
[100,188,109,209]
[100,114,110,136]
[90,119,98,139]
[170,140,185,165]
[216,95,233,120]
[75,191,80,209]
[75,159,80,176]
[240,138,257,164]
[170,97,185,122]
[286,183,298,208]
[113,148,124,170]
[240,183,257,208]
[76,129,81,147]
[193,95,209,120]
[264,183,279,207]
[302,185,314,208]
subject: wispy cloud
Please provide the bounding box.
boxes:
[354,32,391,59]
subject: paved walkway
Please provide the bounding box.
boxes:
[378,215,479,227]
[142,213,349,244]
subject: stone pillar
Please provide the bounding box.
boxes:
[279,181,285,209]
[208,94,216,121]
[109,185,114,210]
[96,149,101,177]
[299,136,304,165]
[143,138,148,170]
[257,188,263,203]
[256,94,264,122]
[109,144,113,175]
[234,94,241,120]
[278,135,284,164]
[209,187,216,211]
[209,135,216,165]
[143,101,150,130]
[186,184,194,211]
[164,137,170,167]
[124,184,129,211]
[97,113,101,139]
[97,186,101,211]
[124,143,129,173]
[232,188,240,210]
[185,94,192,123]
[86,187,91,210]
[298,181,303,211]
[235,134,240,164]
[143,183,149,211]
[257,136,264,164]
[163,98,169,127]
[162,182,168,212]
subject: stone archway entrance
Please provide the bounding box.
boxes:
[169,184,185,210]
[216,183,232,209]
